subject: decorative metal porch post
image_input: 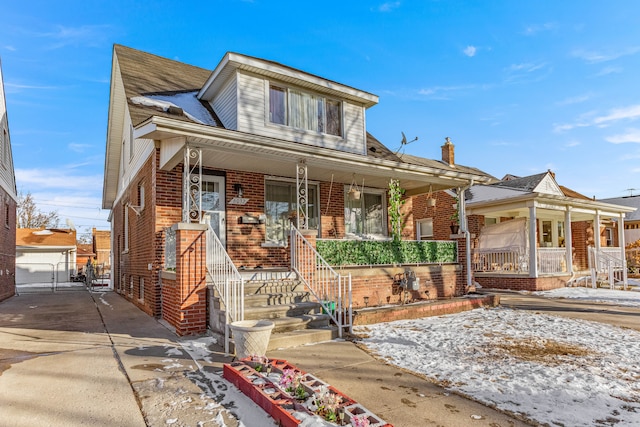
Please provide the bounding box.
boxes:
[183,145,203,223]
[296,161,308,229]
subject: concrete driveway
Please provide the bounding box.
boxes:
[493,289,640,331]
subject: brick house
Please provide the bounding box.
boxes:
[412,165,635,291]
[0,58,17,302]
[102,45,494,335]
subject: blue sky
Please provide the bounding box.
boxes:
[2,1,640,239]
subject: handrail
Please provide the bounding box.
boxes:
[588,246,627,290]
[290,226,352,337]
[206,225,244,354]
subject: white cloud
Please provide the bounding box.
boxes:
[556,94,591,106]
[523,22,557,35]
[27,24,111,49]
[504,62,551,84]
[594,66,622,77]
[417,84,476,99]
[68,143,92,153]
[554,105,640,133]
[377,1,400,12]
[15,168,103,190]
[572,46,640,63]
[565,140,580,148]
[594,105,640,126]
[606,129,640,144]
[463,46,476,57]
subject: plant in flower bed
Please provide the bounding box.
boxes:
[250,355,269,372]
[350,414,370,427]
[307,385,343,423]
[279,369,308,400]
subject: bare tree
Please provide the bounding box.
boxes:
[17,191,60,229]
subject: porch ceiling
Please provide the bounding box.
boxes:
[138,116,491,194]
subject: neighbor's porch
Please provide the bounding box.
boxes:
[468,199,629,291]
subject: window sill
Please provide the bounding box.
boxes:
[261,242,288,248]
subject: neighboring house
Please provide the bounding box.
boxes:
[76,243,95,277]
[92,227,111,270]
[0,58,17,302]
[414,171,634,291]
[598,195,640,246]
[15,228,77,285]
[102,45,493,334]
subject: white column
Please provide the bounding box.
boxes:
[594,211,601,250]
[565,207,573,275]
[529,204,538,278]
[619,213,628,289]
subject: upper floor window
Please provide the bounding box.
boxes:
[269,85,342,137]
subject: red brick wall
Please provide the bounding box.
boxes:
[571,220,593,270]
[0,191,16,302]
[412,191,459,240]
[475,274,570,291]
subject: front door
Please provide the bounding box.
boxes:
[202,176,226,246]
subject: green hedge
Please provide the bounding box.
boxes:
[315,239,457,266]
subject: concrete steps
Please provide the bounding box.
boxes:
[209,271,337,351]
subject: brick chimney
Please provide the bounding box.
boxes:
[441,137,455,167]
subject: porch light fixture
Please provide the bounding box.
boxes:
[233,183,243,198]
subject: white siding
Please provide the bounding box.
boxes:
[211,75,237,130]
[115,107,155,205]
[0,62,16,201]
[235,71,367,154]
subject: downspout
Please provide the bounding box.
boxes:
[458,181,474,291]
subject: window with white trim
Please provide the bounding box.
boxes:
[265,180,318,245]
[124,205,129,252]
[344,188,387,238]
[416,218,433,240]
[137,182,145,211]
[269,84,342,136]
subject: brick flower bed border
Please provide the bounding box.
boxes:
[223,358,392,427]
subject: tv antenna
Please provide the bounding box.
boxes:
[394,131,418,155]
[625,188,637,197]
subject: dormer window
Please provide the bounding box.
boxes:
[269,84,342,137]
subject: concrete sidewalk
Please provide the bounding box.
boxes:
[0,290,240,427]
[1,289,533,427]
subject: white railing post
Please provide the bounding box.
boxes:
[290,225,352,336]
[205,225,244,356]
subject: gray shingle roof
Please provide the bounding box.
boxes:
[114,44,218,126]
[599,195,640,221]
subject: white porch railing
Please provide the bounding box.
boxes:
[588,246,627,289]
[537,248,568,274]
[472,247,528,273]
[206,225,244,354]
[290,226,352,337]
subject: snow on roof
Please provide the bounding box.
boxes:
[130,92,218,126]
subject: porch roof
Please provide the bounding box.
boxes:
[134,115,495,198]
[466,185,636,221]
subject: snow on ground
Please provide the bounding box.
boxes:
[533,285,640,307]
[170,287,640,427]
[355,287,640,427]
